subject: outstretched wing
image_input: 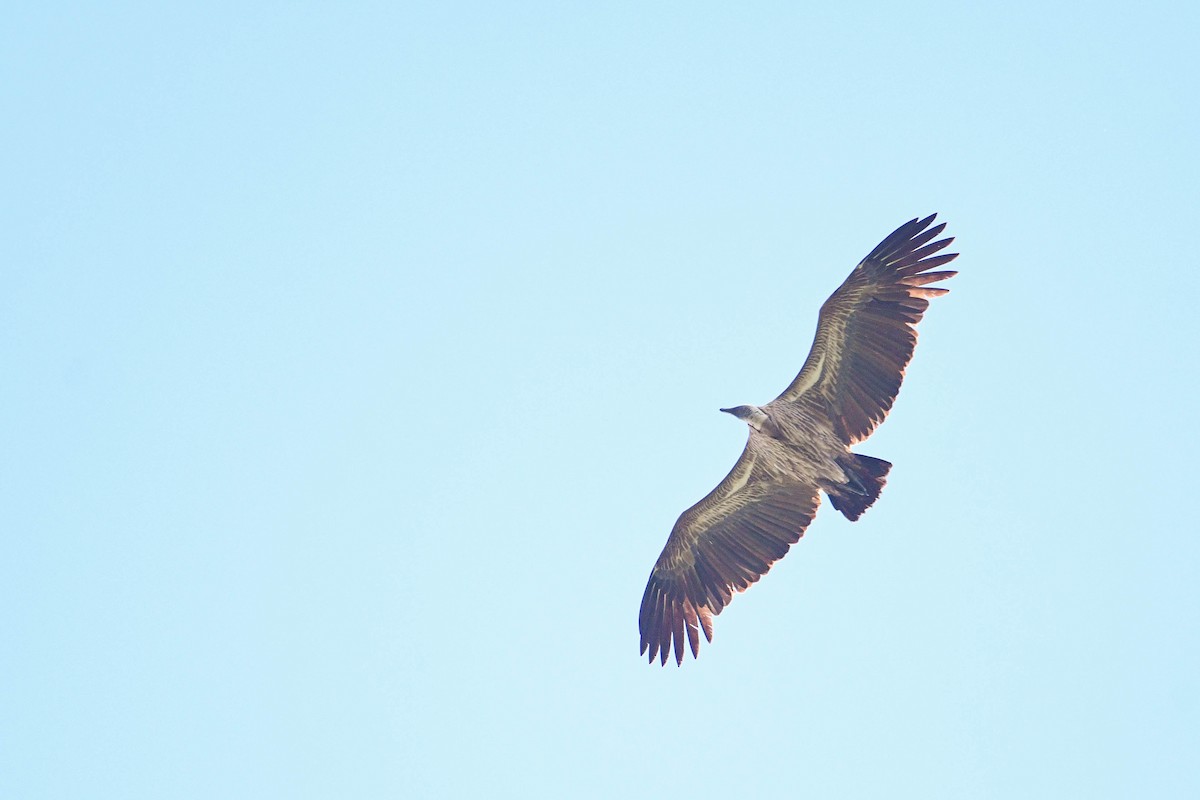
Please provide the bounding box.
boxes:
[639,435,820,666]
[772,214,958,444]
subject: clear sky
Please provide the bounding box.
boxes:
[3,3,1198,798]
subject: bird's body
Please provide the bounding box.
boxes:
[719,403,848,487]
[639,214,958,665]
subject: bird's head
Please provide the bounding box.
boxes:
[719,405,768,430]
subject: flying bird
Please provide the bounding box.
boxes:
[639,214,958,665]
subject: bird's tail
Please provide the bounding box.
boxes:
[826,453,892,521]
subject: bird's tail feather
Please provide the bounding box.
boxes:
[826,454,891,521]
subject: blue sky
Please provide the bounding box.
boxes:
[3,3,1198,798]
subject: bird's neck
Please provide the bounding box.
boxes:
[743,406,770,431]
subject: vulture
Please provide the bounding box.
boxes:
[639,214,958,665]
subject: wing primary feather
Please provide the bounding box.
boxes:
[867,215,932,261]
[671,602,686,666]
[699,608,714,642]
[902,270,957,286]
[896,222,947,254]
[685,605,701,659]
[898,253,958,275]
[891,238,954,269]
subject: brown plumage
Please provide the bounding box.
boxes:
[639,214,958,665]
